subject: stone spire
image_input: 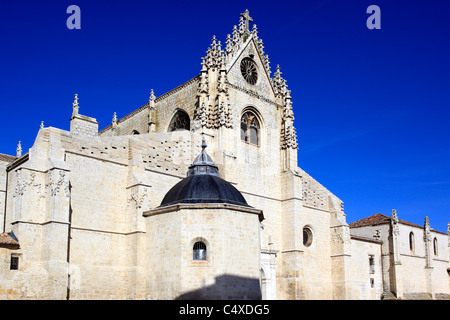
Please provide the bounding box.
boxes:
[148,89,157,133]
[390,209,401,265]
[40,121,44,130]
[112,112,117,132]
[203,35,225,70]
[72,94,79,117]
[149,89,156,106]
[424,216,432,241]
[424,216,433,268]
[272,65,288,98]
[16,141,22,157]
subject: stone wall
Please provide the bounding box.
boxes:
[348,237,383,300]
[144,204,262,300]
[350,221,450,299]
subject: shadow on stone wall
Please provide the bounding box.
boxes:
[175,274,261,300]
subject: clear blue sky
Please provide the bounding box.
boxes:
[0,0,449,232]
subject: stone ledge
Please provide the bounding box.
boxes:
[143,202,263,219]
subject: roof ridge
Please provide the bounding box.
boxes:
[0,153,16,163]
[349,212,391,228]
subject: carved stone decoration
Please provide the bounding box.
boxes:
[391,209,399,236]
[280,122,298,150]
[240,58,258,85]
[203,36,225,71]
[272,65,288,98]
[128,187,148,210]
[197,11,278,131]
[13,170,27,198]
[72,94,79,117]
[424,216,432,241]
[46,170,70,198]
[447,222,450,247]
[198,60,209,95]
[424,216,433,268]
[391,209,401,265]
[222,10,271,76]
[13,170,47,199]
[331,226,351,244]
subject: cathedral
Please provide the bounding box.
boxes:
[0,10,449,300]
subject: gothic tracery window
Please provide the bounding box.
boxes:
[240,58,258,85]
[240,110,260,146]
[168,110,190,132]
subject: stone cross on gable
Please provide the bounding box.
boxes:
[241,9,253,32]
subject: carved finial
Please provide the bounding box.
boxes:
[447,222,450,247]
[72,94,79,116]
[40,121,44,130]
[16,141,22,157]
[392,209,398,224]
[424,216,432,242]
[112,112,117,131]
[252,24,258,37]
[240,9,253,32]
[425,216,430,228]
[149,89,155,103]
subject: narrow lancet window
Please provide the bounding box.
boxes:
[240,110,260,146]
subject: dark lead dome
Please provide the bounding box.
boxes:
[159,137,249,207]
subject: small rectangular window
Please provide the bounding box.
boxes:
[10,256,19,270]
[370,278,374,288]
[369,255,375,274]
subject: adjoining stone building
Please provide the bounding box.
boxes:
[0,10,449,300]
[350,211,450,299]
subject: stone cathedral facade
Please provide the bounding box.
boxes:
[0,10,449,300]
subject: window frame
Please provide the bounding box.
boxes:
[433,237,438,256]
[193,241,207,261]
[10,255,19,271]
[302,226,313,248]
[409,231,415,254]
[168,109,190,132]
[240,109,261,147]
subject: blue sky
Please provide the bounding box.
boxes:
[0,0,449,232]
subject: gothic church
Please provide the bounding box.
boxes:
[0,10,449,300]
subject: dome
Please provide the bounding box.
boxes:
[159,136,249,207]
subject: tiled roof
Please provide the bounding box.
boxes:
[349,213,431,231]
[0,153,16,163]
[0,233,20,248]
[349,213,391,228]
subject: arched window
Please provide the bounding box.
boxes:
[409,232,415,254]
[303,227,313,247]
[131,130,140,135]
[240,110,260,146]
[168,110,190,132]
[433,237,438,256]
[193,241,207,261]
